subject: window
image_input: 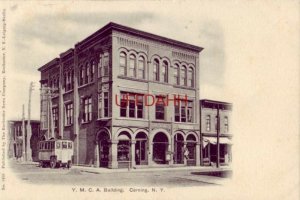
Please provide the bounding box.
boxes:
[187,101,193,122]
[119,52,127,76]
[180,66,187,86]
[98,93,102,118]
[85,63,90,84]
[79,65,85,86]
[129,94,135,118]
[118,140,130,161]
[82,96,92,123]
[153,59,159,81]
[65,70,74,91]
[188,67,194,87]
[155,96,165,120]
[62,142,67,149]
[215,116,218,131]
[90,61,95,82]
[52,107,58,128]
[138,56,145,79]
[174,64,179,85]
[224,116,229,133]
[161,61,168,83]
[206,115,211,131]
[65,103,73,126]
[137,95,143,118]
[103,92,109,117]
[103,53,109,76]
[174,100,193,123]
[98,55,102,78]
[129,54,136,77]
[119,92,144,119]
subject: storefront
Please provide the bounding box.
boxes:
[174,133,184,164]
[186,134,197,166]
[135,132,148,165]
[117,132,131,168]
[202,137,232,166]
[152,132,169,164]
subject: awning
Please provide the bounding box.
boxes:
[203,137,233,147]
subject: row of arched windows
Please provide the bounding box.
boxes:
[119,51,195,87]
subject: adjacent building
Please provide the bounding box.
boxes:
[200,99,233,166]
[38,22,203,169]
[7,120,41,161]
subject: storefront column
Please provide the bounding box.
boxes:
[109,140,118,169]
[148,142,153,166]
[183,142,187,165]
[196,142,201,166]
[168,143,173,165]
[94,142,99,168]
[131,140,136,168]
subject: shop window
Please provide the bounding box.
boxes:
[118,140,130,161]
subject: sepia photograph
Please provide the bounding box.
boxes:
[0,1,299,200]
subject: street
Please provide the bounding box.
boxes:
[9,160,231,187]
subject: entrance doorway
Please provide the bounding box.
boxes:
[186,134,196,166]
[98,131,110,167]
[153,132,169,164]
[174,133,184,164]
[135,132,148,165]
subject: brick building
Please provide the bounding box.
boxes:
[38,22,204,168]
[7,120,40,161]
[200,99,233,166]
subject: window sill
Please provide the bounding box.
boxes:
[81,121,92,125]
[64,124,73,127]
[63,89,73,95]
[117,75,148,83]
[78,82,94,89]
[115,117,148,122]
[173,85,195,90]
[173,122,197,125]
[96,117,112,121]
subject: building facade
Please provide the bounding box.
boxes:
[200,99,233,166]
[38,22,203,169]
[7,120,41,161]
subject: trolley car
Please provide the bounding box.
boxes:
[38,139,73,168]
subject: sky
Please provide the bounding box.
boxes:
[7,2,230,120]
[3,1,300,199]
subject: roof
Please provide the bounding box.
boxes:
[200,99,233,110]
[37,22,204,72]
[76,22,204,52]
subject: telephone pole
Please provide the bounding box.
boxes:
[216,104,220,168]
[22,104,26,161]
[26,82,34,161]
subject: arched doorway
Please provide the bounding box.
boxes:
[153,132,169,164]
[97,131,110,167]
[117,131,131,168]
[135,132,148,165]
[186,134,197,166]
[174,133,184,164]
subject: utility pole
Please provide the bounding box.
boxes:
[22,104,26,161]
[26,82,34,161]
[216,104,220,168]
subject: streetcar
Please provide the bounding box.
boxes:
[38,139,73,168]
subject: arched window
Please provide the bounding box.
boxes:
[86,63,90,83]
[119,52,127,76]
[138,56,145,79]
[79,65,85,85]
[129,54,136,77]
[188,67,194,87]
[161,61,168,83]
[173,64,179,85]
[153,59,159,81]
[180,65,187,86]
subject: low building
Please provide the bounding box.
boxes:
[7,120,41,162]
[200,99,233,166]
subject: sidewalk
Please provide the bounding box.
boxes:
[72,165,232,174]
